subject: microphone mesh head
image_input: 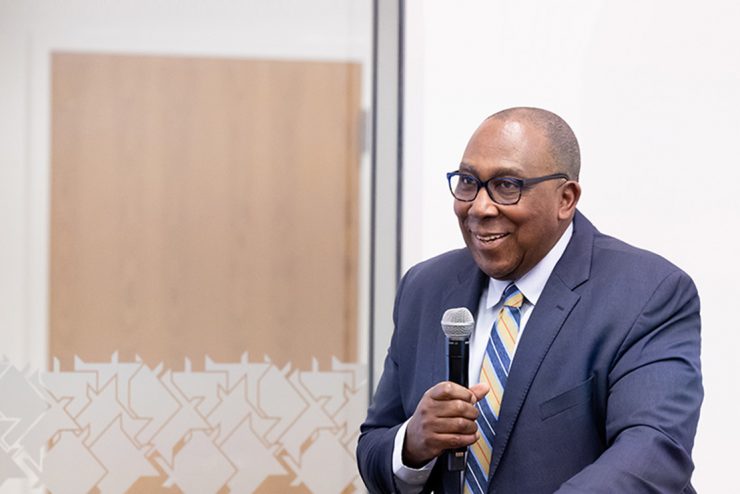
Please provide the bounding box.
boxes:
[441,307,474,340]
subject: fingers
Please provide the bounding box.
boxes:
[402,382,482,467]
[470,382,490,403]
[428,381,477,402]
[402,428,479,468]
[403,420,480,468]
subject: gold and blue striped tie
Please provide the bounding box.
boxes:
[464,283,523,494]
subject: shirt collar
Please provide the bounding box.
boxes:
[485,221,574,308]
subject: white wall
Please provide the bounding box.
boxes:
[404,0,740,490]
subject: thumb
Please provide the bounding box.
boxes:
[469,383,490,403]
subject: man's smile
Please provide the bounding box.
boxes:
[473,232,510,243]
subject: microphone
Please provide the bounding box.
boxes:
[441,307,475,472]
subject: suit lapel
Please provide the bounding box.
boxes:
[434,257,488,383]
[488,211,595,479]
[435,256,488,493]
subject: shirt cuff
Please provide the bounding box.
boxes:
[392,419,437,490]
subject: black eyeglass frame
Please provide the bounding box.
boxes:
[446,171,570,205]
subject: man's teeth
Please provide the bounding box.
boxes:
[476,233,507,241]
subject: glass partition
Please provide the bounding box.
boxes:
[0,1,396,492]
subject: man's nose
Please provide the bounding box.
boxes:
[468,187,500,216]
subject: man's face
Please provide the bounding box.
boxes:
[454,117,572,280]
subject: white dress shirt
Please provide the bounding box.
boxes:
[391,222,574,493]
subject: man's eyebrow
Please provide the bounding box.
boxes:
[458,163,525,178]
[458,163,476,174]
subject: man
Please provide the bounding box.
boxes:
[356,107,702,493]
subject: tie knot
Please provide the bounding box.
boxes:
[502,283,523,308]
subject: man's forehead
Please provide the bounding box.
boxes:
[463,117,548,167]
[472,116,539,144]
[486,118,528,140]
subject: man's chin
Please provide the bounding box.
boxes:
[475,258,516,281]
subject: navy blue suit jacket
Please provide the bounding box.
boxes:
[357,211,702,493]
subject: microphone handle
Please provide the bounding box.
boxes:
[447,338,469,472]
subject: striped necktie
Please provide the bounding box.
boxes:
[464,283,524,494]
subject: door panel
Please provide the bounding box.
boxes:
[50,53,360,370]
[48,52,362,493]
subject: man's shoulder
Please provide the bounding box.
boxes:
[403,247,477,284]
[561,212,696,297]
[589,229,691,286]
[594,231,676,266]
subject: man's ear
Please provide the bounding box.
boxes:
[558,181,581,220]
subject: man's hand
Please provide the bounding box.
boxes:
[402,382,490,468]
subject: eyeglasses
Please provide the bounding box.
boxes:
[446,171,569,205]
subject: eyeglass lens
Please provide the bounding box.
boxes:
[449,174,520,205]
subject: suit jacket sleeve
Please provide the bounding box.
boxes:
[356,268,413,494]
[556,269,702,493]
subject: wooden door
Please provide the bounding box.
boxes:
[50,53,360,371]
